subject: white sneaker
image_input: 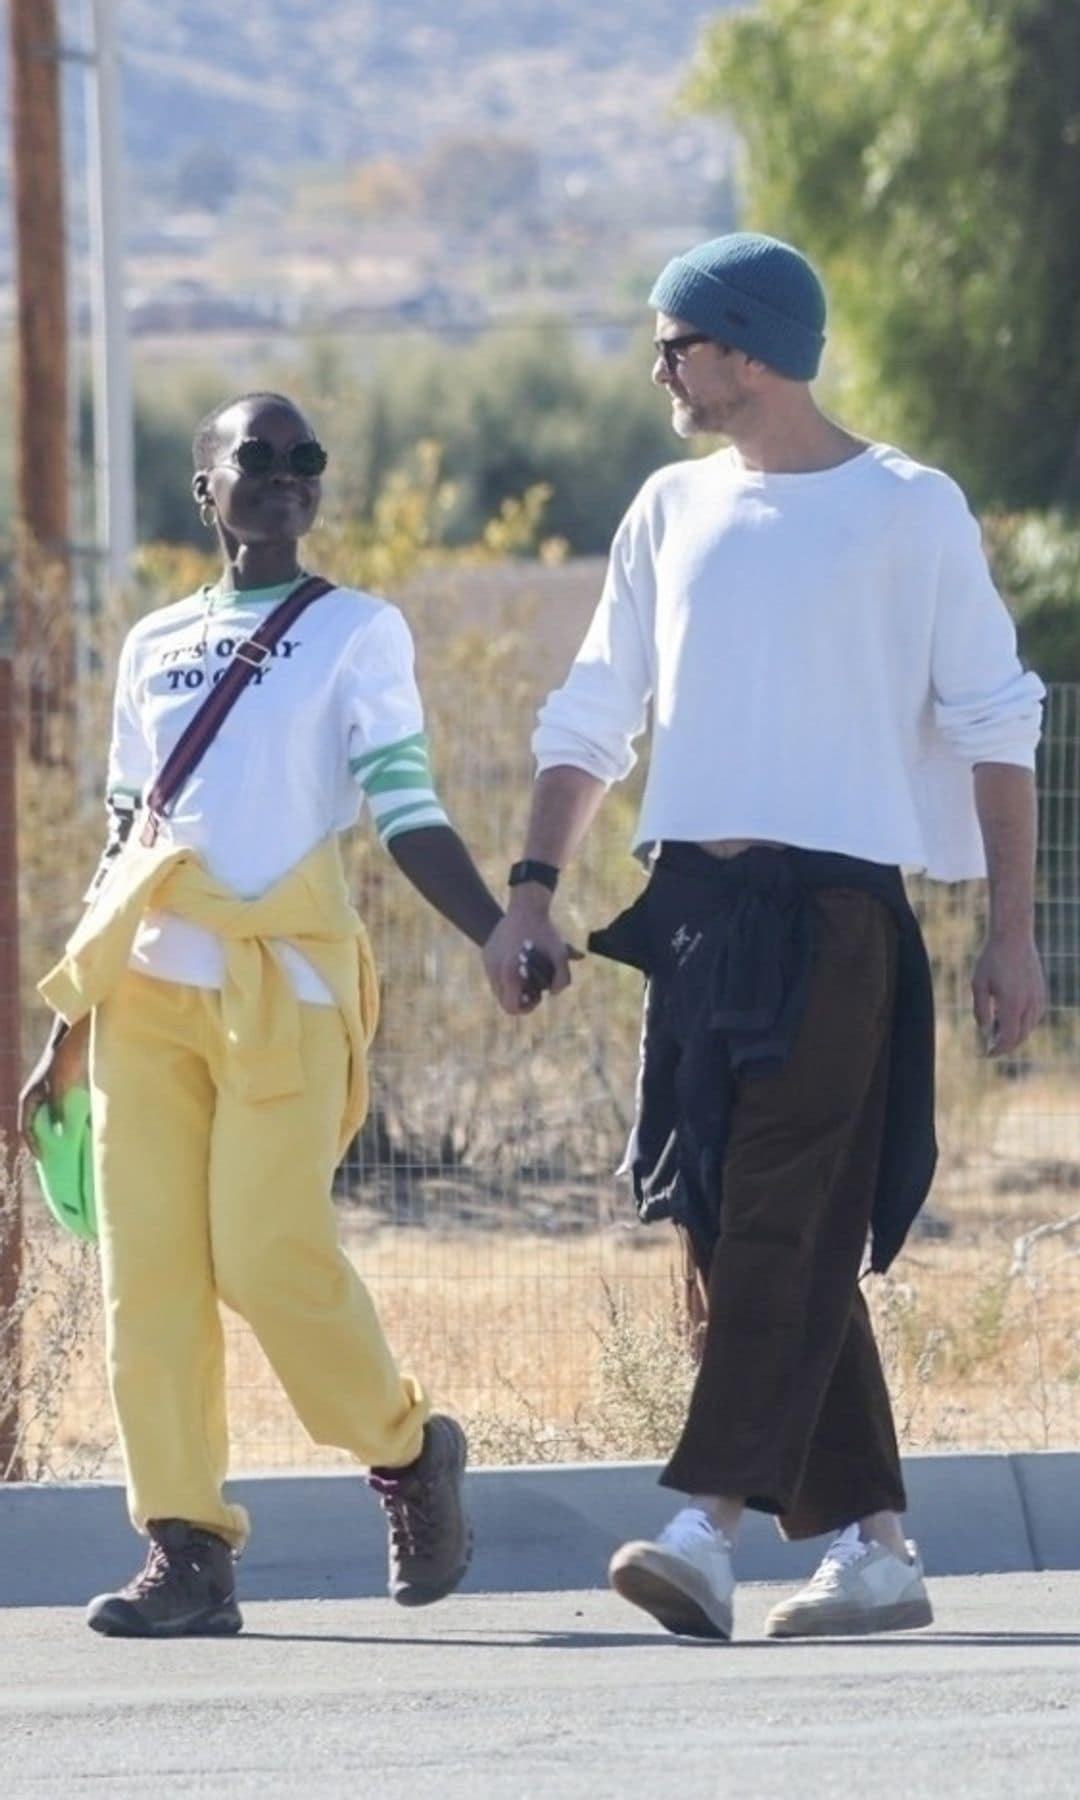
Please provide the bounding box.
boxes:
[765,1524,933,1638]
[608,1507,735,1640]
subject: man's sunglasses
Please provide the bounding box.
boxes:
[218,437,329,479]
[653,333,720,375]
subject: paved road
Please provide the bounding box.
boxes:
[3,1576,1079,1797]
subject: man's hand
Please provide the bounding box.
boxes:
[483,907,582,1015]
[971,765,1042,1056]
[481,766,607,1013]
[971,929,1046,1057]
[17,1015,89,1157]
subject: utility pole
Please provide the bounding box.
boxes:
[10,0,72,766]
[0,648,22,1481]
[4,0,71,1478]
[10,0,71,590]
[66,0,137,811]
[86,0,136,592]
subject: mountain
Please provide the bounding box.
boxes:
[93,0,738,176]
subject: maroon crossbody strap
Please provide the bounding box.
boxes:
[140,575,335,847]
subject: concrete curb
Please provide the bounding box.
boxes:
[1,1452,1077,1608]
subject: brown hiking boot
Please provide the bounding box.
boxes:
[86,1519,242,1638]
[369,1414,472,1606]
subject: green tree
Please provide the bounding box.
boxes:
[985,512,1080,678]
[295,323,685,554]
[92,329,682,562]
[686,0,1080,509]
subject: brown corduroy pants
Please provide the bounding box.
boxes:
[661,888,907,1540]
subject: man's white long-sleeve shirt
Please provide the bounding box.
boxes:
[533,442,1044,881]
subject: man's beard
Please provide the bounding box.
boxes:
[671,388,737,439]
[670,396,709,439]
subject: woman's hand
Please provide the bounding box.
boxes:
[17,1015,89,1157]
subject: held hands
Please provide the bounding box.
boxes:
[972,929,1046,1057]
[17,1015,89,1157]
[483,906,583,1015]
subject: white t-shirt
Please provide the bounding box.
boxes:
[533,443,1045,881]
[104,581,446,1001]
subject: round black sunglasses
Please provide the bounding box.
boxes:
[218,436,329,479]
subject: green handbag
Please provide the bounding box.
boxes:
[32,1085,98,1241]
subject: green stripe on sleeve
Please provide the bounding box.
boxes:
[350,730,429,778]
[352,730,450,844]
[376,799,450,837]
[364,766,436,796]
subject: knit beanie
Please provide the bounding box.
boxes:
[649,232,826,381]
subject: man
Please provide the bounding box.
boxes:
[483,232,1045,1641]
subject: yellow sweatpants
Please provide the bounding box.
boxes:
[89,970,428,1549]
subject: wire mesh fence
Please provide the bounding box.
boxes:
[5,557,1080,1481]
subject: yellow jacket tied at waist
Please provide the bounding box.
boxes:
[39,836,380,1158]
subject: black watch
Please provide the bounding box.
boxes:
[508,859,560,893]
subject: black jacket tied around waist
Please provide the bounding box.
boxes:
[587,843,937,1275]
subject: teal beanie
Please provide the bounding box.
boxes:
[649,232,827,380]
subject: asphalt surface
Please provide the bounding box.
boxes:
[3,1576,1080,1798]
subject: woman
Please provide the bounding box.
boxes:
[19,390,536,1637]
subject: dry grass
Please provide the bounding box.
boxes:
[21,1019,1080,1478]
[23,1134,1080,1481]
[1,1152,107,1482]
